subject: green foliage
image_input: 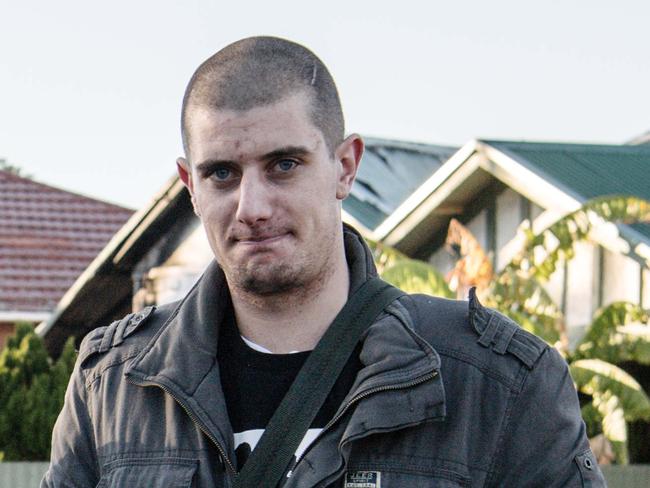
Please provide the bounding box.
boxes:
[576,303,650,364]
[0,324,76,461]
[367,238,453,299]
[571,359,650,422]
[489,269,564,348]
[381,259,454,298]
[366,239,409,275]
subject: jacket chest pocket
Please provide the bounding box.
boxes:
[96,457,198,488]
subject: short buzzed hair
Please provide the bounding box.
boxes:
[181,36,344,158]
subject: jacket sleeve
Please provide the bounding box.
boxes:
[41,350,100,487]
[490,346,607,487]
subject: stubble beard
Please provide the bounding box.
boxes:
[226,232,337,301]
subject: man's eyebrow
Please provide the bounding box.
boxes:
[195,159,234,173]
[261,145,311,161]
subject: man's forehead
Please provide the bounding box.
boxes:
[187,89,313,124]
[187,93,325,161]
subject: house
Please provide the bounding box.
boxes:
[38,137,650,354]
[0,169,133,349]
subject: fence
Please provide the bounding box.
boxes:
[0,462,648,487]
[0,462,48,487]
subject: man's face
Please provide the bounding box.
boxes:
[178,91,361,296]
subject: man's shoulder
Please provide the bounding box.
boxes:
[77,301,179,370]
[398,289,552,387]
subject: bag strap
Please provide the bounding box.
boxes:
[232,277,404,488]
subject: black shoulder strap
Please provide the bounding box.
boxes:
[233,277,404,488]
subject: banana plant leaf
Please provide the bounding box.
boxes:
[508,196,650,282]
[381,259,454,298]
[365,238,409,275]
[591,389,629,464]
[570,359,650,422]
[575,302,650,363]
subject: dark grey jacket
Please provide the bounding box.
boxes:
[42,229,606,487]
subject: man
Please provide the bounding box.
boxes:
[43,37,606,487]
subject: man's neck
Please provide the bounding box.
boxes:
[228,250,350,354]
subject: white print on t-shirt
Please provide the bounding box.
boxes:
[234,427,322,464]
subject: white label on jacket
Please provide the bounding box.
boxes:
[345,471,381,488]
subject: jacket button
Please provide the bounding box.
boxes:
[583,457,593,470]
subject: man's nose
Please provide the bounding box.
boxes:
[235,172,273,225]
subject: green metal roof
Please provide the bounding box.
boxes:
[344,137,457,230]
[483,140,650,242]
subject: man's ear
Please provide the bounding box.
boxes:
[177,157,201,217]
[176,157,194,189]
[176,157,193,191]
[335,134,364,200]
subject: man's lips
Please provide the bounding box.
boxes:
[234,232,291,245]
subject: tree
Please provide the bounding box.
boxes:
[0,159,31,178]
[0,323,76,460]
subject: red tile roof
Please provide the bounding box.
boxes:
[0,170,134,314]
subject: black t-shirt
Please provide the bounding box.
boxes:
[218,310,362,471]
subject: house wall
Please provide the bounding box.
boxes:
[564,242,599,342]
[466,209,488,252]
[428,247,455,278]
[601,248,642,306]
[495,188,523,270]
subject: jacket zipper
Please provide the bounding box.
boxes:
[125,376,237,475]
[292,370,439,473]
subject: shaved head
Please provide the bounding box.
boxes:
[181,36,344,158]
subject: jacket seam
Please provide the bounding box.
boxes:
[352,452,491,473]
[99,448,212,462]
[348,461,471,485]
[435,346,520,391]
[85,350,143,389]
[79,367,101,479]
[187,355,217,397]
[484,357,534,486]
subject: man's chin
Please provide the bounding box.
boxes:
[238,274,301,296]
[231,264,302,296]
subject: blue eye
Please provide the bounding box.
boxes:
[276,159,296,171]
[213,167,231,180]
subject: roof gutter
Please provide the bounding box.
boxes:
[0,311,51,323]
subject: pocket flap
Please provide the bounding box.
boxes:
[98,457,198,487]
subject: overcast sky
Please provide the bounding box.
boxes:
[1,0,648,209]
